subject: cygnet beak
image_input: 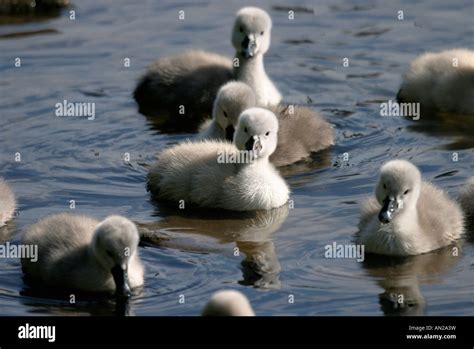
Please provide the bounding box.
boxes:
[111,264,131,299]
[378,196,400,224]
[241,35,257,58]
[245,136,262,157]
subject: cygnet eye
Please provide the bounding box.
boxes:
[404,189,410,195]
[106,250,114,258]
[383,184,387,189]
[265,131,270,136]
[244,127,248,133]
[260,31,264,35]
[240,26,244,33]
[223,111,228,118]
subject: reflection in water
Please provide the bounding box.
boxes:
[139,204,289,289]
[20,287,138,316]
[362,244,461,316]
[278,148,332,181]
[378,276,426,316]
[0,0,68,14]
[407,113,474,150]
[238,240,281,289]
[0,0,69,25]
[143,113,208,134]
[0,28,59,39]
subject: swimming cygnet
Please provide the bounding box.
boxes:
[0,177,16,227]
[197,81,257,141]
[198,82,334,166]
[459,177,474,222]
[134,7,281,128]
[397,49,474,115]
[148,107,290,211]
[358,160,464,256]
[21,214,144,297]
[202,290,255,316]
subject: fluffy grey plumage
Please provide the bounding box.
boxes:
[0,178,16,227]
[202,290,255,316]
[269,104,334,166]
[397,49,474,115]
[134,50,233,131]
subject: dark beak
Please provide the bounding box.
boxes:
[378,197,399,224]
[245,137,255,151]
[244,137,262,157]
[111,265,131,298]
[241,36,257,59]
[225,125,235,141]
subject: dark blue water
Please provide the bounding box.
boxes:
[0,0,473,316]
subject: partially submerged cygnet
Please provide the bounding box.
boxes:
[358,160,464,256]
[0,178,16,227]
[134,7,281,129]
[198,82,333,166]
[202,290,255,316]
[148,107,290,211]
[397,49,474,115]
[21,214,144,297]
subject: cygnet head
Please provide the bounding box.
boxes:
[212,81,257,141]
[234,107,279,159]
[202,290,255,316]
[375,160,422,224]
[92,216,140,298]
[232,7,272,59]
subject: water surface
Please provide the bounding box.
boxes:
[0,0,473,316]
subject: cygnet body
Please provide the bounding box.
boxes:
[0,178,16,227]
[202,290,255,316]
[21,214,144,296]
[148,108,290,211]
[397,49,474,115]
[198,82,333,166]
[134,7,281,128]
[358,160,464,256]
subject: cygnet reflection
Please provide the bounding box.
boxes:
[362,244,462,316]
[139,204,289,289]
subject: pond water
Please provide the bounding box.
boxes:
[0,0,473,316]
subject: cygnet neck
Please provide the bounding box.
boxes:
[234,52,267,87]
